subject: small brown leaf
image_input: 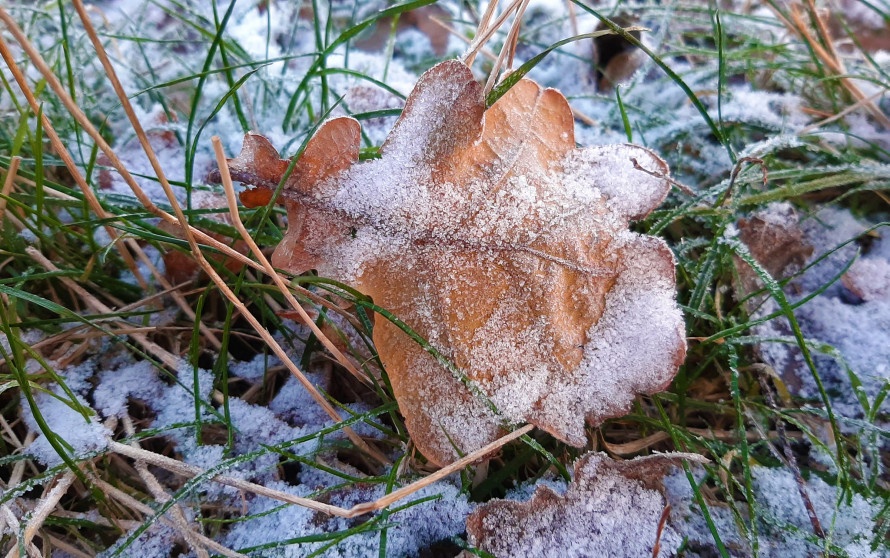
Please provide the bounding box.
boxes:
[737,204,813,285]
[594,15,643,91]
[216,60,686,466]
[467,452,699,557]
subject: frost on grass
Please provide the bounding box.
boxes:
[218,60,686,466]
[222,474,473,557]
[665,464,885,557]
[735,204,890,423]
[92,352,318,485]
[466,452,687,558]
[22,388,110,467]
[101,521,181,558]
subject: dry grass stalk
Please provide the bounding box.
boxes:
[770,0,890,128]
[462,0,523,69]
[212,137,371,388]
[210,138,389,463]
[503,0,531,71]
[463,0,503,66]
[799,87,887,135]
[0,36,148,291]
[564,0,578,37]
[121,416,234,558]
[24,247,183,370]
[602,427,802,457]
[0,504,42,558]
[429,16,498,62]
[17,471,76,555]
[0,8,261,275]
[483,0,531,95]
[0,156,21,216]
[44,536,93,558]
[757,371,825,539]
[109,424,534,519]
[43,536,92,558]
[73,0,371,382]
[0,18,224,353]
[83,472,247,558]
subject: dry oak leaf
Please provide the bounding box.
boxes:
[220,60,686,466]
[466,452,702,557]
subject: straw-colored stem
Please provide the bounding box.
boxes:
[25,247,183,370]
[0,156,21,216]
[0,17,223,352]
[210,136,387,465]
[109,423,533,519]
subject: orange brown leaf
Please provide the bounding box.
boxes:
[216,60,686,466]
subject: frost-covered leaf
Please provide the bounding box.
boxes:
[217,60,686,466]
[736,203,813,285]
[466,452,697,558]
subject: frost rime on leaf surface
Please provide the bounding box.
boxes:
[219,60,687,466]
[466,452,685,558]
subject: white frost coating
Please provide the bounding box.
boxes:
[749,207,890,421]
[22,389,110,467]
[264,61,685,464]
[230,354,272,381]
[325,478,474,558]
[98,520,181,558]
[565,145,674,221]
[20,362,109,466]
[269,370,332,428]
[665,464,885,557]
[92,360,167,418]
[221,475,473,557]
[843,257,890,301]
